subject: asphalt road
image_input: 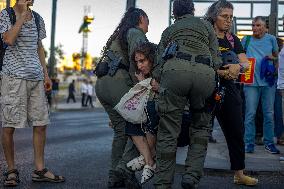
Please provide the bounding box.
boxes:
[0,111,283,189]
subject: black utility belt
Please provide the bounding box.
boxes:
[176,52,211,67]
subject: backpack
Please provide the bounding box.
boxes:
[0,7,40,71]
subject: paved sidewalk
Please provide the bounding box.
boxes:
[53,102,284,174]
[176,121,284,174]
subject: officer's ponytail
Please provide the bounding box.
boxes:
[99,8,148,63]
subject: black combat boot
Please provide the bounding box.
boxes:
[108,179,125,188]
[181,179,198,189]
[115,168,141,189]
[108,170,126,188]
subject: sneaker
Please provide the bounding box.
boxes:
[140,164,156,184]
[126,155,145,171]
[280,157,284,162]
[245,144,254,153]
[234,175,258,186]
[264,144,280,154]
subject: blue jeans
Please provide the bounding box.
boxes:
[244,85,276,145]
[274,89,284,138]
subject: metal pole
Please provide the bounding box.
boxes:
[49,0,57,77]
[169,0,173,26]
[6,0,10,8]
[269,0,278,36]
[126,0,136,10]
[231,16,237,34]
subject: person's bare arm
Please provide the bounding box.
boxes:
[38,41,52,91]
[3,0,31,45]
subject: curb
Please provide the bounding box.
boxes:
[175,164,284,176]
[51,107,105,112]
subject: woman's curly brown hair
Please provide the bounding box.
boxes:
[131,42,157,71]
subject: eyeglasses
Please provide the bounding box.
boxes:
[218,14,233,21]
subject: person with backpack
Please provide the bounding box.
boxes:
[94,7,149,189]
[241,16,279,154]
[204,0,258,186]
[0,0,64,187]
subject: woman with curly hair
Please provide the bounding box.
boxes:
[124,42,159,185]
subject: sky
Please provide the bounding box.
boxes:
[33,0,284,58]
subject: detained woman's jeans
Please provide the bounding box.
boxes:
[244,85,276,145]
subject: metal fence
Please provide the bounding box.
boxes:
[169,0,284,38]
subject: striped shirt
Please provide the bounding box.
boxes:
[0,9,46,81]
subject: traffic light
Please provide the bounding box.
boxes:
[79,15,94,33]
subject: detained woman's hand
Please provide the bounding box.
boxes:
[151,79,160,92]
[135,72,145,82]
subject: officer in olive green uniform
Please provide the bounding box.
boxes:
[152,1,222,189]
[95,8,149,188]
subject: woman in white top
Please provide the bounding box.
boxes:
[86,81,94,108]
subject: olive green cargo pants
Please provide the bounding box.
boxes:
[154,61,215,189]
[95,70,139,182]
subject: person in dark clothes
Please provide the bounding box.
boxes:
[204,0,258,186]
[51,77,60,108]
[67,80,76,103]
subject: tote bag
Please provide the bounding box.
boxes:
[114,78,152,124]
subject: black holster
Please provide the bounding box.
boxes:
[107,51,122,77]
[94,61,109,78]
[162,42,178,61]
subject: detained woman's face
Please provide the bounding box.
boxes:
[135,52,152,76]
[215,8,233,32]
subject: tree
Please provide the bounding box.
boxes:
[53,43,65,61]
[92,56,100,68]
